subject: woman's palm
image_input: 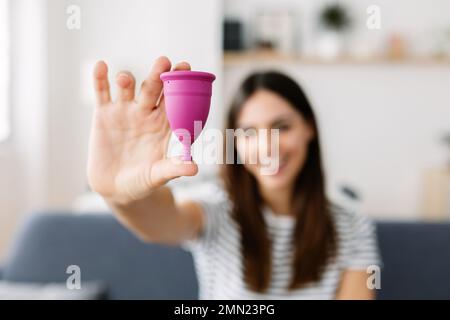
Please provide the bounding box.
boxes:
[87,57,197,201]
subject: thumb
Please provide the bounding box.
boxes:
[150,156,198,187]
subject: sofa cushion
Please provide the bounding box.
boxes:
[3,212,450,299]
[2,212,198,299]
[376,221,450,299]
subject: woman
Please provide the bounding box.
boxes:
[87,56,380,299]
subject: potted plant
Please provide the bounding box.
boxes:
[316,3,351,60]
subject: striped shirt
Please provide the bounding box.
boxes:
[179,182,381,299]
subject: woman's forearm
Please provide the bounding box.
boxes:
[105,186,184,243]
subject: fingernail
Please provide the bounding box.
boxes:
[116,73,130,87]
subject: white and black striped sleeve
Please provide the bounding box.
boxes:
[338,211,382,270]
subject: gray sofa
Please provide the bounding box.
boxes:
[1,211,449,299]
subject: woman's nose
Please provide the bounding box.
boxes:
[257,129,279,160]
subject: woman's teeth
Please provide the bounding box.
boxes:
[276,157,289,173]
[257,156,288,175]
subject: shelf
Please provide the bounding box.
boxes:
[223,51,450,67]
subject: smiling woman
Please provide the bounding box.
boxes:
[0,0,10,141]
[87,57,381,300]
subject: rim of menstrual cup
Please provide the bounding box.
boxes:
[160,71,216,82]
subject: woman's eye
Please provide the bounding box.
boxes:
[274,124,290,131]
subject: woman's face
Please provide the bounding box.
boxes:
[235,89,314,191]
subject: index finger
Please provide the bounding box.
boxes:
[138,56,172,110]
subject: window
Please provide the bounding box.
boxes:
[0,0,10,141]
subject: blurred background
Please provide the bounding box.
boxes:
[0,0,450,260]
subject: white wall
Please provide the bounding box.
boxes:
[0,0,49,258]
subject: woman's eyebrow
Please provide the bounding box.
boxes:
[270,116,292,127]
[237,115,294,130]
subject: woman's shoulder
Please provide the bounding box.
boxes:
[329,202,375,231]
[194,179,230,207]
[329,202,381,269]
[176,178,235,251]
[172,178,232,224]
[172,178,229,205]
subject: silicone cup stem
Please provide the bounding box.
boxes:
[182,143,192,161]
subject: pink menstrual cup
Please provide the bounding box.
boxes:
[160,70,216,161]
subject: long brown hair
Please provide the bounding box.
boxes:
[221,71,337,292]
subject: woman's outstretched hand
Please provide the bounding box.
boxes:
[87,57,198,204]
